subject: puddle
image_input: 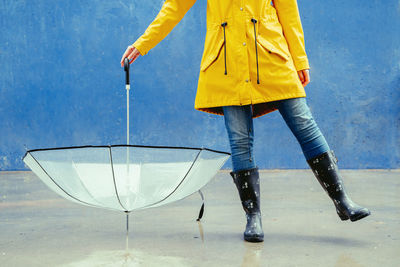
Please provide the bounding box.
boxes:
[60,249,189,267]
[335,253,363,267]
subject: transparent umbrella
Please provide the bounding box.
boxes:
[22,58,230,241]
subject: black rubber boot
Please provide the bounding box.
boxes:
[230,167,264,242]
[307,150,371,222]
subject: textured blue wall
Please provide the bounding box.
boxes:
[0,0,399,170]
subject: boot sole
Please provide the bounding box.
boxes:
[337,209,371,222]
[349,210,371,222]
[244,234,264,243]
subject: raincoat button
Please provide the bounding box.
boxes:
[268,50,272,54]
[240,7,243,11]
[243,42,246,46]
[245,79,249,82]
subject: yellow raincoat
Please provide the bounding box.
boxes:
[132,0,310,118]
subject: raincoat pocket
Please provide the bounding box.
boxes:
[256,35,290,61]
[258,7,291,61]
[200,28,225,72]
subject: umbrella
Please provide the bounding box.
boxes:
[22,58,230,239]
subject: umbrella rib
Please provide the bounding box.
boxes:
[142,149,203,209]
[29,153,110,210]
[109,147,128,211]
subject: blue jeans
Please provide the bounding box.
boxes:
[222,97,330,172]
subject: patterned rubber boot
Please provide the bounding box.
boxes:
[230,167,264,242]
[307,150,371,222]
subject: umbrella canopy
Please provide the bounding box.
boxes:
[23,145,230,212]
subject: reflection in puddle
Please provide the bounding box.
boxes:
[197,221,205,242]
[241,242,264,267]
[335,253,363,267]
[60,249,189,267]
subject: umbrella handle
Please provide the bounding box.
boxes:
[124,57,130,89]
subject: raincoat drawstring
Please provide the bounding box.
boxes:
[221,19,259,83]
[221,22,228,75]
[251,18,260,84]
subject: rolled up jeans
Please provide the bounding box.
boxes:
[222,97,330,172]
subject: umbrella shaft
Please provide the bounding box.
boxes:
[126,86,131,208]
[126,86,130,145]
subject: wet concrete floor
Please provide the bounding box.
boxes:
[0,170,399,267]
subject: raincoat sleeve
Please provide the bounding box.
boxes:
[131,0,198,56]
[273,0,310,71]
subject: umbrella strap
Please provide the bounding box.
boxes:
[196,190,205,221]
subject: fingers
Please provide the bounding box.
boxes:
[303,69,310,87]
[120,46,132,67]
[298,69,310,87]
[298,70,305,83]
[120,46,140,67]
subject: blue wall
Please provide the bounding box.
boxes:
[0,0,399,170]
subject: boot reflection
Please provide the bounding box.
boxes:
[241,242,264,267]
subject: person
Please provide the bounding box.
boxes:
[120,0,371,243]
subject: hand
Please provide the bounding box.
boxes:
[120,45,141,67]
[297,69,310,87]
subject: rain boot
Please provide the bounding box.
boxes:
[307,150,371,222]
[230,167,264,242]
